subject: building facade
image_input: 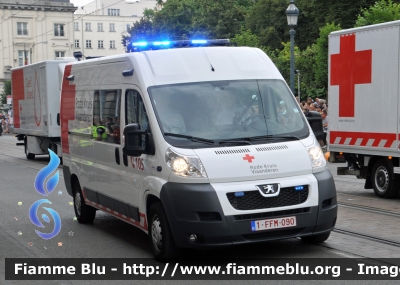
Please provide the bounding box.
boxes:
[0,0,76,87]
[74,0,157,58]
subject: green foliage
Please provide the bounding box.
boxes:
[0,81,11,105]
[356,0,400,26]
[153,0,202,39]
[313,23,342,97]
[231,28,259,47]
[194,0,249,38]
[246,0,287,51]
[122,0,400,100]
[289,0,377,50]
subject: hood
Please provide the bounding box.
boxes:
[193,140,312,183]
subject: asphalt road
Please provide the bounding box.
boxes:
[0,134,399,285]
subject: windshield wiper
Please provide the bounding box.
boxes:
[164,133,215,144]
[217,138,252,145]
[250,134,300,141]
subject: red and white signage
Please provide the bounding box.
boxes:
[329,23,400,151]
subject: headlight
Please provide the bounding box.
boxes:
[165,148,207,178]
[306,139,326,168]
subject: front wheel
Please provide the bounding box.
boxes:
[371,159,399,198]
[73,179,96,223]
[148,202,180,260]
[301,231,331,244]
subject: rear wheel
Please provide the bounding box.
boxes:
[24,137,35,160]
[301,231,331,243]
[148,202,180,260]
[73,179,96,223]
[371,159,399,198]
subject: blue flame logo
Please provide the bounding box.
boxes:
[29,149,61,239]
[34,150,60,196]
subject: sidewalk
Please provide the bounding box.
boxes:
[0,132,14,136]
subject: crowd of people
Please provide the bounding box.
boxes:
[0,114,13,136]
[296,96,329,150]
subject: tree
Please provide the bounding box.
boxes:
[0,81,11,105]
[231,27,259,47]
[313,23,342,98]
[122,9,156,51]
[246,0,288,51]
[152,0,202,39]
[194,0,249,39]
[355,0,400,27]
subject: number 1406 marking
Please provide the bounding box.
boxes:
[131,157,144,171]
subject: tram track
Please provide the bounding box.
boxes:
[333,228,400,247]
[338,202,400,218]
[334,202,400,248]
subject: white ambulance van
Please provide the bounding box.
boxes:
[61,40,337,259]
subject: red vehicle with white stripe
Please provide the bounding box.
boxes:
[328,20,400,198]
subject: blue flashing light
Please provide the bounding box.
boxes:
[133,42,148,47]
[294,186,305,191]
[191,40,208,44]
[153,41,171,46]
[235,192,245,197]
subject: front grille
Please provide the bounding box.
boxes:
[242,228,305,240]
[227,186,309,211]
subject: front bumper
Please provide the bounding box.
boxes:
[160,169,337,248]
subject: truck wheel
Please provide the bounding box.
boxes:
[148,202,180,260]
[73,180,96,223]
[372,159,399,198]
[24,138,35,160]
[301,231,331,243]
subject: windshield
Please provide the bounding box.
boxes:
[148,80,309,147]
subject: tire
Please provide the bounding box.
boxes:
[371,159,399,198]
[148,202,180,260]
[73,179,96,224]
[301,231,331,244]
[24,137,35,160]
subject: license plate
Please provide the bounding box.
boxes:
[251,216,297,232]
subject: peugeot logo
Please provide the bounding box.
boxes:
[256,183,280,197]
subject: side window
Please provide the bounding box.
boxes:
[126,90,149,131]
[92,89,121,144]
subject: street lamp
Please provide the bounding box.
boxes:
[30,41,48,63]
[286,0,299,95]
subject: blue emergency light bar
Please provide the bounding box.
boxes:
[294,186,305,191]
[130,39,230,52]
[153,41,171,46]
[132,42,148,47]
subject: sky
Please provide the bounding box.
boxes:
[70,0,94,7]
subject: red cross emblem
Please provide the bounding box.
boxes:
[243,154,255,163]
[330,34,372,117]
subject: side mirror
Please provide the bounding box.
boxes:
[306,111,324,141]
[123,123,146,157]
